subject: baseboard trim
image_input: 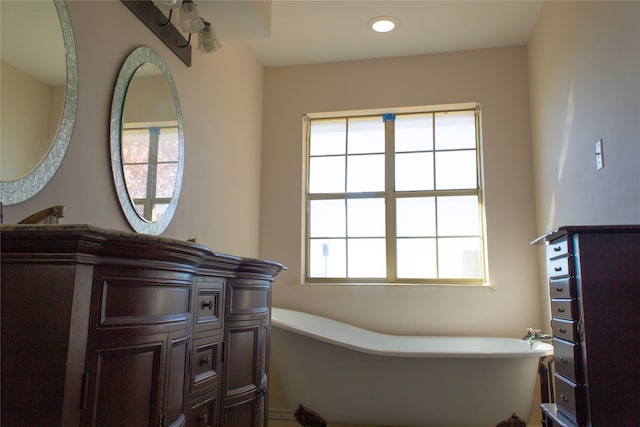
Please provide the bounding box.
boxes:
[268,408,296,421]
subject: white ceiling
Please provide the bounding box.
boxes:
[0,1,544,85]
[200,0,545,67]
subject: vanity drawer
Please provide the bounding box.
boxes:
[551,299,575,320]
[547,238,569,259]
[552,318,580,343]
[549,278,575,299]
[96,269,191,328]
[190,336,222,396]
[547,256,571,279]
[227,279,271,319]
[194,277,224,334]
[553,338,579,383]
[187,389,219,427]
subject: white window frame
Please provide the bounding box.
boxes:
[303,103,487,285]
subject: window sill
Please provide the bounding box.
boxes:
[301,281,494,288]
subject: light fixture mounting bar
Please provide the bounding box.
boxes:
[121,0,192,66]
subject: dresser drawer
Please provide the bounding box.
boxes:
[553,338,579,383]
[552,318,580,343]
[547,256,570,278]
[549,278,575,299]
[547,238,568,259]
[555,374,578,423]
[551,299,575,320]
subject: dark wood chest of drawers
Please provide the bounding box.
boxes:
[539,226,640,427]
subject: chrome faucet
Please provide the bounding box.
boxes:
[522,328,552,342]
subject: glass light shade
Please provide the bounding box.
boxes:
[152,0,183,10]
[198,22,222,53]
[178,0,204,33]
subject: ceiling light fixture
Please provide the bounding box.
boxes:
[368,16,398,33]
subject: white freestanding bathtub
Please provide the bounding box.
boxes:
[270,307,552,427]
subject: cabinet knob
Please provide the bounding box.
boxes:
[560,393,569,402]
[553,246,562,252]
[558,328,567,334]
[196,414,208,424]
[554,266,563,272]
[557,307,565,313]
[199,356,211,367]
[559,357,568,364]
[201,300,213,309]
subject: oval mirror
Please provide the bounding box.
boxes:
[0,0,78,205]
[110,47,184,235]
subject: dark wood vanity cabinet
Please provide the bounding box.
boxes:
[538,226,640,427]
[1,225,284,427]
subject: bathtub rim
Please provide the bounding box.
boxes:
[271,307,553,359]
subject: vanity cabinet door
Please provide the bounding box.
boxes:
[81,266,192,427]
[83,333,165,426]
[1,262,93,427]
[221,320,267,425]
[221,278,271,427]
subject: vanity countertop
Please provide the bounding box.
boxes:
[0,224,285,277]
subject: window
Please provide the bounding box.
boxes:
[304,105,486,284]
[122,125,179,221]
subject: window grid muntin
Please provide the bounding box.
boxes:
[306,107,484,284]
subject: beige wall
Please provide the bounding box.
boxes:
[528,1,640,327]
[2,1,265,258]
[1,60,62,181]
[260,47,543,338]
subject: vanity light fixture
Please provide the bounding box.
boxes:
[122,0,222,67]
[368,16,398,33]
[152,0,182,10]
[177,0,204,33]
[198,21,222,53]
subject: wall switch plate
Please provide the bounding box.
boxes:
[595,139,604,170]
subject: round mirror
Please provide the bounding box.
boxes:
[110,47,184,235]
[0,0,78,205]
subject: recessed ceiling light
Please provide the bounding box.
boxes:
[368,16,398,33]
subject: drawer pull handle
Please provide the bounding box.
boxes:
[554,266,563,272]
[199,356,211,366]
[559,357,568,363]
[201,300,213,309]
[555,287,564,292]
[557,308,565,313]
[560,394,569,402]
[553,246,562,252]
[558,328,567,334]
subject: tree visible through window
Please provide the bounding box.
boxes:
[122,126,179,221]
[305,106,485,284]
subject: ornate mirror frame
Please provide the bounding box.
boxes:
[0,0,78,205]
[110,46,184,235]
